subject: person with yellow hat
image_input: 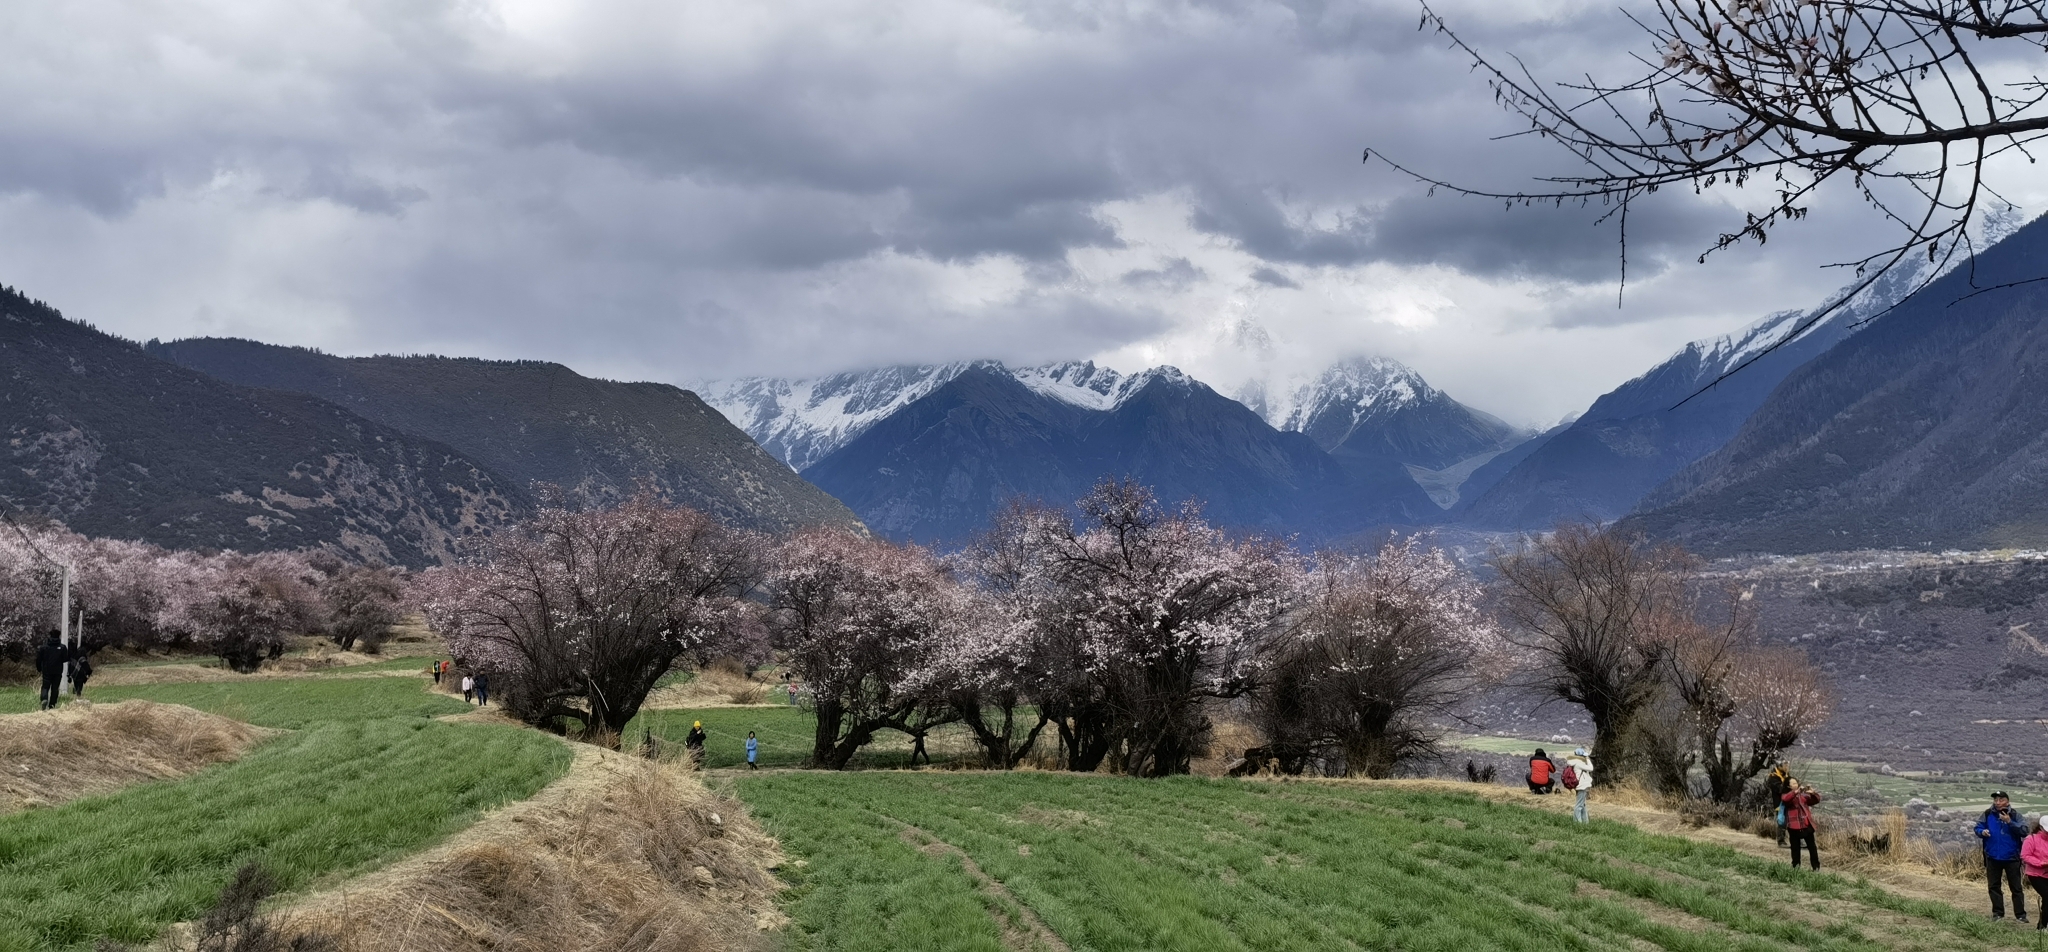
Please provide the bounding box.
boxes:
[685,720,707,767]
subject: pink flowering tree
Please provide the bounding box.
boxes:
[417,492,763,745]
[158,551,324,672]
[307,553,407,653]
[1013,480,1300,777]
[767,529,967,769]
[945,502,1101,769]
[1255,537,1500,778]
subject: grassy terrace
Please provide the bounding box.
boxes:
[733,771,2029,952]
[630,705,985,770]
[1,674,472,726]
[0,673,568,952]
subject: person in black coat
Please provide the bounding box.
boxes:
[69,650,92,696]
[34,630,69,710]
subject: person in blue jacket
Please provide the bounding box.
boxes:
[1979,792,2031,922]
[745,731,759,770]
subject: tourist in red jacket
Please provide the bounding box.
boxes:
[1782,781,1822,870]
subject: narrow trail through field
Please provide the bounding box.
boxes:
[891,820,1071,952]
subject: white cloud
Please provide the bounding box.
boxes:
[0,0,2033,428]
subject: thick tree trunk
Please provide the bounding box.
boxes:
[813,699,849,768]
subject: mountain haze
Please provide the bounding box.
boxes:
[1241,356,1527,507]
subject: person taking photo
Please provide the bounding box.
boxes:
[1980,792,2030,922]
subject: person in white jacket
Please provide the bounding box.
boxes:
[1564,748,1595,823]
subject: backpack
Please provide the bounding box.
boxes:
[1560,764,1579,789]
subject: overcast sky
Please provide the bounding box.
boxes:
[2,0,2040,427]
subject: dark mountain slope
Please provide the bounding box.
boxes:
[798,367,1096,541]
[801,366,1441,544]
[1620,214,2048,554]
[1454,274,1911,529]
[0,288,517,565]
[1094,373,1438,533]
[150,338,861,535]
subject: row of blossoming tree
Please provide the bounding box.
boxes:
[0,522,405,671]
[418,480,1830,800]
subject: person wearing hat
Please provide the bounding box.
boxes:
[1562,747,1594,823]
[34,629,70,711]
[685,720,707,767]
[1765,763,1794,846]
[1979,791,2030,921]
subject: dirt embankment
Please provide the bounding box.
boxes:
[0,700,278,813]
[280,745,786,952]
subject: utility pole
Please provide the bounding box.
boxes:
[57,562,73,695]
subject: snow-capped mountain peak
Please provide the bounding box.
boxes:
[692,362,985,472]
[1240,355,1433,435]
[695,360,1196,471]
[1010,361,1132,411]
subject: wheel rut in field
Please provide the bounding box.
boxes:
[890,821,1071,952]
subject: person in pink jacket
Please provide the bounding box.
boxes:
[2023,819,2048,931]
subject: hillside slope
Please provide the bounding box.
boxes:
[0,289,517,565]
[1621,214,2048,553]
[802,366,1438,543]
[1450,247,1983,531]
[150,338,861,535]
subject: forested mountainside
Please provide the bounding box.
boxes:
[150,337,862,535]
[0,288,517,566]
[1621,214,2048,554]
[801,365,1439,544]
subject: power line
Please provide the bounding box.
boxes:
[0,501,63,570]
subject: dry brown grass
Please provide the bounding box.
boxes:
[282,746,785,952]
[0,701,277,813]
[644,669,775,709]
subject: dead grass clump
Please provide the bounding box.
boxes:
[0,701,275,813]
[101,861,341,952]
[0,656,34,686]
[287,753,784,952]
[1815,811,1989,880]
[1594,780,1674,812]
[644,668,775,709]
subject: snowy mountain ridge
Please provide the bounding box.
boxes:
[1236,355,1432,436]
[693,360,1193,471]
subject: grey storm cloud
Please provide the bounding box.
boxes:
[0,0,1999,422]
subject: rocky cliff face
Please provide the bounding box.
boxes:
[150,337,862,537]
[1,290,517,566]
